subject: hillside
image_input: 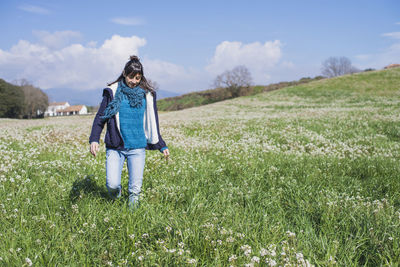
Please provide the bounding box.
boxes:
[0,68,399,265]
[157,76,324,111]
[280,67,400,98]
[162,68,400,123]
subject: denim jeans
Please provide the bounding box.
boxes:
[106,148,146,208]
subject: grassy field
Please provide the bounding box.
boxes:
[0,68,399,266]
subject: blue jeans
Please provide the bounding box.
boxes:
[106,148,146,208]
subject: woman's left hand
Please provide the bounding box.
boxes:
[163,149,170,160]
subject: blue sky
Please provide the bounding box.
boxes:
[0,0,399,94]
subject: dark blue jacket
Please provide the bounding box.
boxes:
[89,87,167,152]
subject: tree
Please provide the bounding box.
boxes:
[321,57,360,78]
[14,79,49,118]
[0,79,25,118]
[147,79,160,91]
[364,68,375,72]
[213,65,253,98]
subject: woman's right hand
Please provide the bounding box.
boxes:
[90,142,99,157]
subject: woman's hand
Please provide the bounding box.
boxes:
[163,148,170,160]
[90,142,99,157]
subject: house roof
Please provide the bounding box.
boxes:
[57,105,86,113]
[49,102,69,106]
[384,64,400,69]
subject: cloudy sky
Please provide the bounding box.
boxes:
[0,0,399,94]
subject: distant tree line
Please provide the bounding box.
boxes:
[0,79,48,119]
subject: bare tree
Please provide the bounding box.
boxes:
[13,79,49,118]
[321,57,360,78]
[147,79,160,91]
[213,65,253,98]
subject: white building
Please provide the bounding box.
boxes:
[57,105,88,116]
[45,102,70,117]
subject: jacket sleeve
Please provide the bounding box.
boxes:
[147,91,167,152]
[89,89,110,144]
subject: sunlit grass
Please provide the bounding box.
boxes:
[0,68,399,266]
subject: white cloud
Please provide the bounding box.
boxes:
[144,59,192,84]
[354,31,400,69]
[355,42,400,69]
[0,33,309,94]
[382,32,400,39]
[354,54,371,61]
[0,33,147,90]
[33,30,82,50]
[110,17,145,26]
[205,40,283,84]
[143,58,206,93]
[280,61,295,69]
[18,4,50,15]
[0,32,203,93]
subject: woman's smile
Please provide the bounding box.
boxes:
[125,73,142,88]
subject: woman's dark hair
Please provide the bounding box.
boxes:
[108,55,155,94]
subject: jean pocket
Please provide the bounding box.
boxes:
[106,148,114,159]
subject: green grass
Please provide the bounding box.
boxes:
[0,68,400,266]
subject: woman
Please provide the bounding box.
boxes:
[89,55,169,209]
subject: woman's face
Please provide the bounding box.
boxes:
[124,72,142,88]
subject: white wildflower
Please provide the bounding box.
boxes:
[187,258,197,264]
[71,204,78,213]
[241,244,252,257]
[266,258,277,266]
[226,236,235,243]
[260,248,268,256]
[286,230,296,238]
[25,258,33,266]
[229,255,237,262]
[251,256,260,263]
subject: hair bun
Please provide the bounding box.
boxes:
[129,55,140,61]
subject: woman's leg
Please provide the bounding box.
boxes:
[125,148,146,208]
[106,148,125,199]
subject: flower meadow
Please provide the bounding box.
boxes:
[0,68,400,266]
